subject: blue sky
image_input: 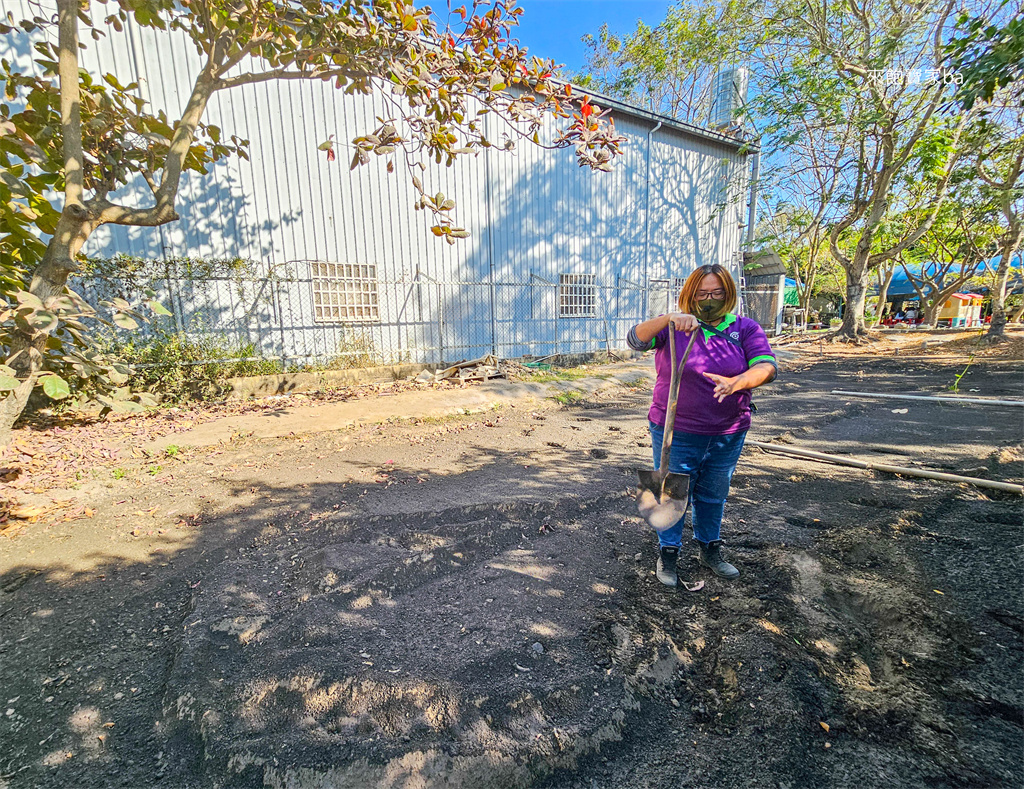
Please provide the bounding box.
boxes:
[509,1,673,74]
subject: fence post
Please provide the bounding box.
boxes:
[165,260,183,334]
[489,280,497,356]
[437,282,445,364]
[274,278,287,365]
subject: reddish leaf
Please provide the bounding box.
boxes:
[326,147,336,162]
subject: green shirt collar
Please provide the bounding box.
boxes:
[700,312,737,340]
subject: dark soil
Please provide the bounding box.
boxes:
[1,351,1021,788]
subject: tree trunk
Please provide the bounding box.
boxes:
[837,265,870,339]
[921,297,942,327]
[8,211,91,379]
[1,216,90,445]
[873,266,894,326]
[986,242,1021,340]
[0,379,35,449]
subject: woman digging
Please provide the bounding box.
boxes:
[627,264,777,587]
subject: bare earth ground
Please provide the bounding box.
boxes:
[1,330,1022,789]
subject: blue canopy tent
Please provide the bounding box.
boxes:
[869,256,1024,298]
[784,278,798,305]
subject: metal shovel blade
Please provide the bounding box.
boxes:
[636,470,690,532]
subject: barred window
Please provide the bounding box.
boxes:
[558,274,596,317]
[648,278,670,319]
[310,262,379,323]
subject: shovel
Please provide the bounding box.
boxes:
[637,325,698,533]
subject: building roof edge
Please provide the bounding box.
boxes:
[562,83,759,153]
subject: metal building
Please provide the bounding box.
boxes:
[4,2,755,366]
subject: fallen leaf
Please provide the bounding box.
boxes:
[9,504,53,521]
[933,589,944,595]
[680,580,705,592]
[820,721,830,732]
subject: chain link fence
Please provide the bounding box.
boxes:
[77,261,775,371]
[77,267,646,369]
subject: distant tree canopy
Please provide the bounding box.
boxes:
[579,0,1023,341]
[572,0,758,126]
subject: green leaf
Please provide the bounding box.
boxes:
[113,312,140,330]
[15,291,44,310]
[107,367,130,385]
[0,374,21,391]
[27,309,58,331]
[147,299,173,317]
[40,373,70,399]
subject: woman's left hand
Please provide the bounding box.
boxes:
[703,372,742,403]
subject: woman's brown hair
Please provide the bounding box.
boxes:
[677,264,737,316]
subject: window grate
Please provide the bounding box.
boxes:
[648,278,670,318]
[558,274,596,318]
[310,262,379,324]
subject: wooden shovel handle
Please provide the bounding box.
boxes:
[658,326,698,476]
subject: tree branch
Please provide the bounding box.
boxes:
[87,197,179,227]
[215,66,364,91]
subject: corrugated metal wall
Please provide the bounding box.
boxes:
[3,1,750,365]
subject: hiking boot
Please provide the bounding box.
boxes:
[698,540,739,579]
[656,546,680,587]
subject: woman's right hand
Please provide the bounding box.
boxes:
[666,312,698,333]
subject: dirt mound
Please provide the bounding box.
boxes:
[161,494,650,787]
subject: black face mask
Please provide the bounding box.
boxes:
[697,298,726,322]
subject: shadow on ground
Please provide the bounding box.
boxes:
[0,361,1021,789]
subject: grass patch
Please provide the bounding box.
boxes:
[620,374,650,391]
[550,389,587,405]
[525,365,609,384]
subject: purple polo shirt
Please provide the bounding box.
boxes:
[648,314,776,435]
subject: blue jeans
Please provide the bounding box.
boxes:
[648,422,747,548]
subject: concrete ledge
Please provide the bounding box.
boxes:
[144,360,654,451]
[223,363,436,399]
[220,351,645,400]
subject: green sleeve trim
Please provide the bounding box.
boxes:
[651,338,657,349]
[748,355,776,367]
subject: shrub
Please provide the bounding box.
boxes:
[101,327,283,403]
